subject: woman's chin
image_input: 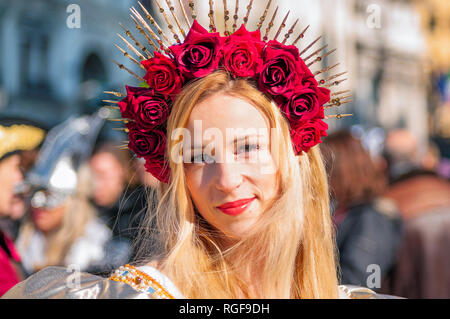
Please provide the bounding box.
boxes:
[219,220,258,241]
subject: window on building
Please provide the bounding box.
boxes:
[19,24,50,94]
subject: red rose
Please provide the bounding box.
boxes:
[290,119,328,154]
[315,86,331,106]
[169,20,222,79]
[278,86,329,123]
[221,25,265,78]
[124,86,171,129]
[259,41,310,95]
[302,69,319,89]
[141,52,183,96]
[126,122,167,159]
[144,155,170,184]
[118,96,133,120]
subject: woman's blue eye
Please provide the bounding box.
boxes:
[237,143,260,154]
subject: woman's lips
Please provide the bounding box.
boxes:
[216,197,256,216]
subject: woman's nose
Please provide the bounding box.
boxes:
[13,165,23,184]
[213,162,243,193]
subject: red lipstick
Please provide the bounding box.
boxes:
[216,197,256,216]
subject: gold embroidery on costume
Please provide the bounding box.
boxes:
[109,264,175,299]
[338,285,378,299]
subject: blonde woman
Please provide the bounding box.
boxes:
[5,71,393,299]
[15,165,113,275]
[130,71,338,298]
[2,1,398,299]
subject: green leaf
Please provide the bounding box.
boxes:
[139,81,150,88]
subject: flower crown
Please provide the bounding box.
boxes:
[106,0,351,184]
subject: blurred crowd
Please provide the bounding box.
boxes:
[0,114,159,296]
[0,114,449,299]
[322,128,450,298]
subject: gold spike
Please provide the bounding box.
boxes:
[282,18,298,44]
[103,99,119,104]
[324,71,348,83]
[257,0,272,30]
[331,89,351,96]
[274,10,290,42]
[232,0,239,32]
[299,35,322,56]
[130,8,170,54]
[130,16,161,53]
[112,127,130,133]
[154,0,181,44]
[304,44,328,62]
[137,2,171,45]
[325,113,353,119]
[107,118,132,122]
[188,0,197,20]
[114,44,146,70]
[314,62,340,76]
[324,98,352,108]
[165,0,186,38]
[263,6,278,41]
[243,0,254,26]
[104,91,124,97]
[333,94,352,102]
[324,77,348,88]
[223,0,230,35]
[119,23,152,59]
[177,0,190,28]
[112,60,145,82]
[116,33,146,61]
[292,24,309,46]
[208,0,216,32]
[307,48,337,67]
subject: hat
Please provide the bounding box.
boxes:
[20,109,108,209]
[0,117,46,162]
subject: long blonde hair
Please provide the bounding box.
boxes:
[134,71,338,298]
[19,165,96,269]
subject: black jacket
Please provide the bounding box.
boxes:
[335,199,403,291]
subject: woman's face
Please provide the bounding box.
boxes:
[183,94,279,239]
[32,203,66,233]
[90,152,126,207]
[0,154,23,217]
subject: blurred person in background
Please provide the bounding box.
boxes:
[15,165,115,276]
[383,129,450,220]
[322,130,403,292]
[89,142,147,260]
[0,118,45,296]
[381,129,450,298]
[6,148,43,241]
[15,112,130,277]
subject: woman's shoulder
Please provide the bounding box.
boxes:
[338,285,404,299]
[1,266,151,299]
